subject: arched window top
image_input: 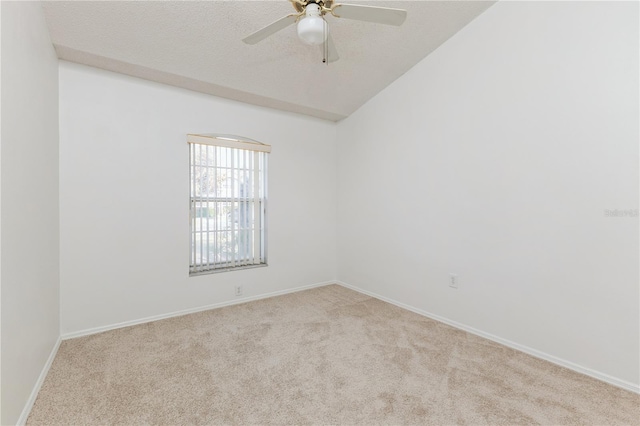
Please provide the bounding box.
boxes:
[187,133,271,153]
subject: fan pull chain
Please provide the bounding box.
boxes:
[322,17,328,64]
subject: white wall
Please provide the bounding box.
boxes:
[1,2,60,424]
[337,1,639,388]
[59,62,337,335]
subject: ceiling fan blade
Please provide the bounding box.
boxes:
[242,13,299,45]
[330,4,407,26]
[320,34,340,63]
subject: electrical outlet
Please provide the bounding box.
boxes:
[449,273,458,289]
[234,285,243,297]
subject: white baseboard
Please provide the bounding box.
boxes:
[62,280,335,340]
[17,336,62,426]
[336,280,640,395]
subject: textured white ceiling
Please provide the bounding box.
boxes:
[43,0,495,121]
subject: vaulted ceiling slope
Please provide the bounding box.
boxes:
[43,1,495,121]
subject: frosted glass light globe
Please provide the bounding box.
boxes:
[297,5,327,46]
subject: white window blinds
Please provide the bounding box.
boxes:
[188,134,270,275]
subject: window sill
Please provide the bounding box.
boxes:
[189,263,268,276]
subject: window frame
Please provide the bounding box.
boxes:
[188,134,270,276]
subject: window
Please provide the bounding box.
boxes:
[188,134,270,275]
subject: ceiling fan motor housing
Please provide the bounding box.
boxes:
[293,0,333,14]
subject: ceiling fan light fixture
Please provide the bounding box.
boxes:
[297,3,327,46]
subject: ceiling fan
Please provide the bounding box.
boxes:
[242,0,407,63]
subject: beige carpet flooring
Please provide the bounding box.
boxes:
[28,284,639,425]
